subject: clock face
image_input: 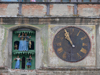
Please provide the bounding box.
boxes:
[53,26,91,62]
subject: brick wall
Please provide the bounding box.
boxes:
[50,4,74,16]
[22,4,46,16]
[0,4,18,17]
[78,4,100,17]
[0,3,100,17]
[0,2,100,75]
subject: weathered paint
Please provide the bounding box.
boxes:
[22,4,46,16]
[0,4,18,17]
[48,25,96,67]
[0,4,100,17]
[50,4,74,16]
[0,26,5,67]
[78,4,100,17]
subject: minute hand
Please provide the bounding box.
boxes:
[64,29,75,47]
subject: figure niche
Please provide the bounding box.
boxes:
[12,28,35,70]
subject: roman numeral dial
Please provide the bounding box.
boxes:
[53,26,91,62]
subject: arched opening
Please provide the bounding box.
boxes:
[22,57,25,69]
[14,41,19,50]
[12,27,36,69]
[8,25,41,69]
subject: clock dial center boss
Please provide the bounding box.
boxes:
[53,26,91,62]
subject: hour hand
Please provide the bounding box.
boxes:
[64,29,75,47]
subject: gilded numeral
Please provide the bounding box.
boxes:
[80,48,87,54]
[77,31,81,36]
[57,36,59,38]
[70,29,74,34]
[81,36,87,40]
[82,43,87,46]
[72,29,74,32]
[62,52,67,59]
[60,37,63,40]
[57,47,63,53]
[77,53,82,59]
[57,42,61,46]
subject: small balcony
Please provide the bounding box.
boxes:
[12,50,35,55]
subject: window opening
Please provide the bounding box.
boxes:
[14,41,19,50]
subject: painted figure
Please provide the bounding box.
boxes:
[18,33,25,51]
[14,56,21,69]
[26,55,32,69]
[14,44,18,50]
[24,33,31,51]
[29,40,32,48]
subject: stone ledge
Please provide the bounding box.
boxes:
[39,68,100,71]
[0,17,99,25]
[1,69,100,75]
[0,2,100,4]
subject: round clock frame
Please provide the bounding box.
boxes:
[53,26,91,62]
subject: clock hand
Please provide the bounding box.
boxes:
[64,29,75,47]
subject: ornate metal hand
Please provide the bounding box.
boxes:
[64,29,75,47]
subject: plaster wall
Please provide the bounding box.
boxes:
[78,4,100,17]
[0,4,100,17]
[48,25,96,67]
[0,21,99,75]
[50,4,74,16]
[22,4,46,17]
[0,26,5,67]
[0,24,97,67]
[0,2,100,75]
[0,4,19,17]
